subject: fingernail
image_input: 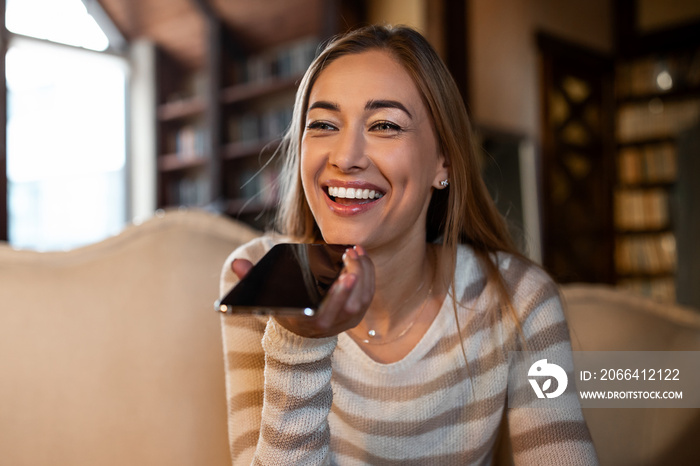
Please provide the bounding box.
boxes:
[342,273,357,289]
[331,278,344,295]
[343,248,356,264]
[354,245,366,256]
[331,273,351,294]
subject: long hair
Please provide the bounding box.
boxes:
[275,24,527,338]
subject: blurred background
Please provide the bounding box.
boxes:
[1,0,698,308]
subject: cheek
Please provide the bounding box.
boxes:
[300,137,321,169]
[300,145,320,203]
[386,146,436,192]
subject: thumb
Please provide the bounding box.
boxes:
[231,258,253,280]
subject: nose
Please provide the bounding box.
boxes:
[329,126,369,172]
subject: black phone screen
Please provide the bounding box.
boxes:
[215,243,346,316]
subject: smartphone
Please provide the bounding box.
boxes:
[215,243,347,316]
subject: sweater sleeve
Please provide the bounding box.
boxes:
[500,261,599,465]
[219,237,337,466]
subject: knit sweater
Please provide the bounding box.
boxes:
[219,236,599,465]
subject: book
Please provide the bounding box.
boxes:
[614,188,670,231]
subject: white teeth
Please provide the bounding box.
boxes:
[328,186,384,200]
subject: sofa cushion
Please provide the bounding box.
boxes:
[0,209,259,466]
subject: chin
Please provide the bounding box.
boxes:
[320,231,359,247]
[318,225,368,247]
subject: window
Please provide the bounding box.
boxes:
[5,0,127,250]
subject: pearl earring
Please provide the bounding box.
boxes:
[440,179,449,188]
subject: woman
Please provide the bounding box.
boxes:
[220,24,598,465]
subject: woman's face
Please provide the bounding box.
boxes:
[301,50,448,250]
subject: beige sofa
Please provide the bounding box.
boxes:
[561,284,700,466]
[0,210,258,466]
[0,209,697,465]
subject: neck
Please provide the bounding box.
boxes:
[363,236,434,328]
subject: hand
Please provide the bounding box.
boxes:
[230,246,375,339]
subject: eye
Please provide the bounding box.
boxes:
[370,120,402,133]
[306,121,337,131]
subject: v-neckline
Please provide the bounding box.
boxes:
[337,286,453,371]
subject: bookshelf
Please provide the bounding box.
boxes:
[155,50,211,209]
[219,37,317,225]
[154,1,363,229]
[613,45,700,302]
[537,34,617,285]
[153,32,316,224]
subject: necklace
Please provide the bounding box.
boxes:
[351,249,436,346]
[355,281,434,345]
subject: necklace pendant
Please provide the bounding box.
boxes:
[367,329,377,338]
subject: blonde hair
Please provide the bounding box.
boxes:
[275,24,527,337]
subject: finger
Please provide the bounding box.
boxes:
[360,253,375,305]
[353,246,375,305]
[231,258,253,280]
[343,248,374,313]
[317,272,357,328]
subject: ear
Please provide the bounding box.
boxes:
[432,152,450,189]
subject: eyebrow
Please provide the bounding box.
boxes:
[365,99,413,119]
[307,99,413,119]
[307,101,339,112]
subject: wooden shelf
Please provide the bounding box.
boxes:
[617,136,676,147]
[616,270,675,280]
[222,138,282,161]
[617,180,675,190]
[158,153,208,172]
[615,226,672,235]
[221,76,301,105]
[617,88,700,105]
[158,97,206,121]
[225,197,278,216]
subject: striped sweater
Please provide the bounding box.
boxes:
[219,236,599,465]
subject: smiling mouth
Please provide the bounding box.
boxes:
[326,186,385,205]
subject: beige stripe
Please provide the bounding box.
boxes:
[265,386,333,412]
[427,261,536,360]
[423,311,501,360]
[509,379,578,410]
[259,422,330,453]
[510,420,592,453]
[513,277,561,324]
[333,346,506,402]
[454,276,487,305]
[331,424,499,465]
[223,315,267,332]
[502,284,562,352]
[500,254,534,291]
[507,315,570,353]
[228,389,263,414]
[495,259,560,331]
[266,355,331,373]
[525,320,571,351]
[231,429,259,458]
[331,388,505,437]
[227,351,265,371]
